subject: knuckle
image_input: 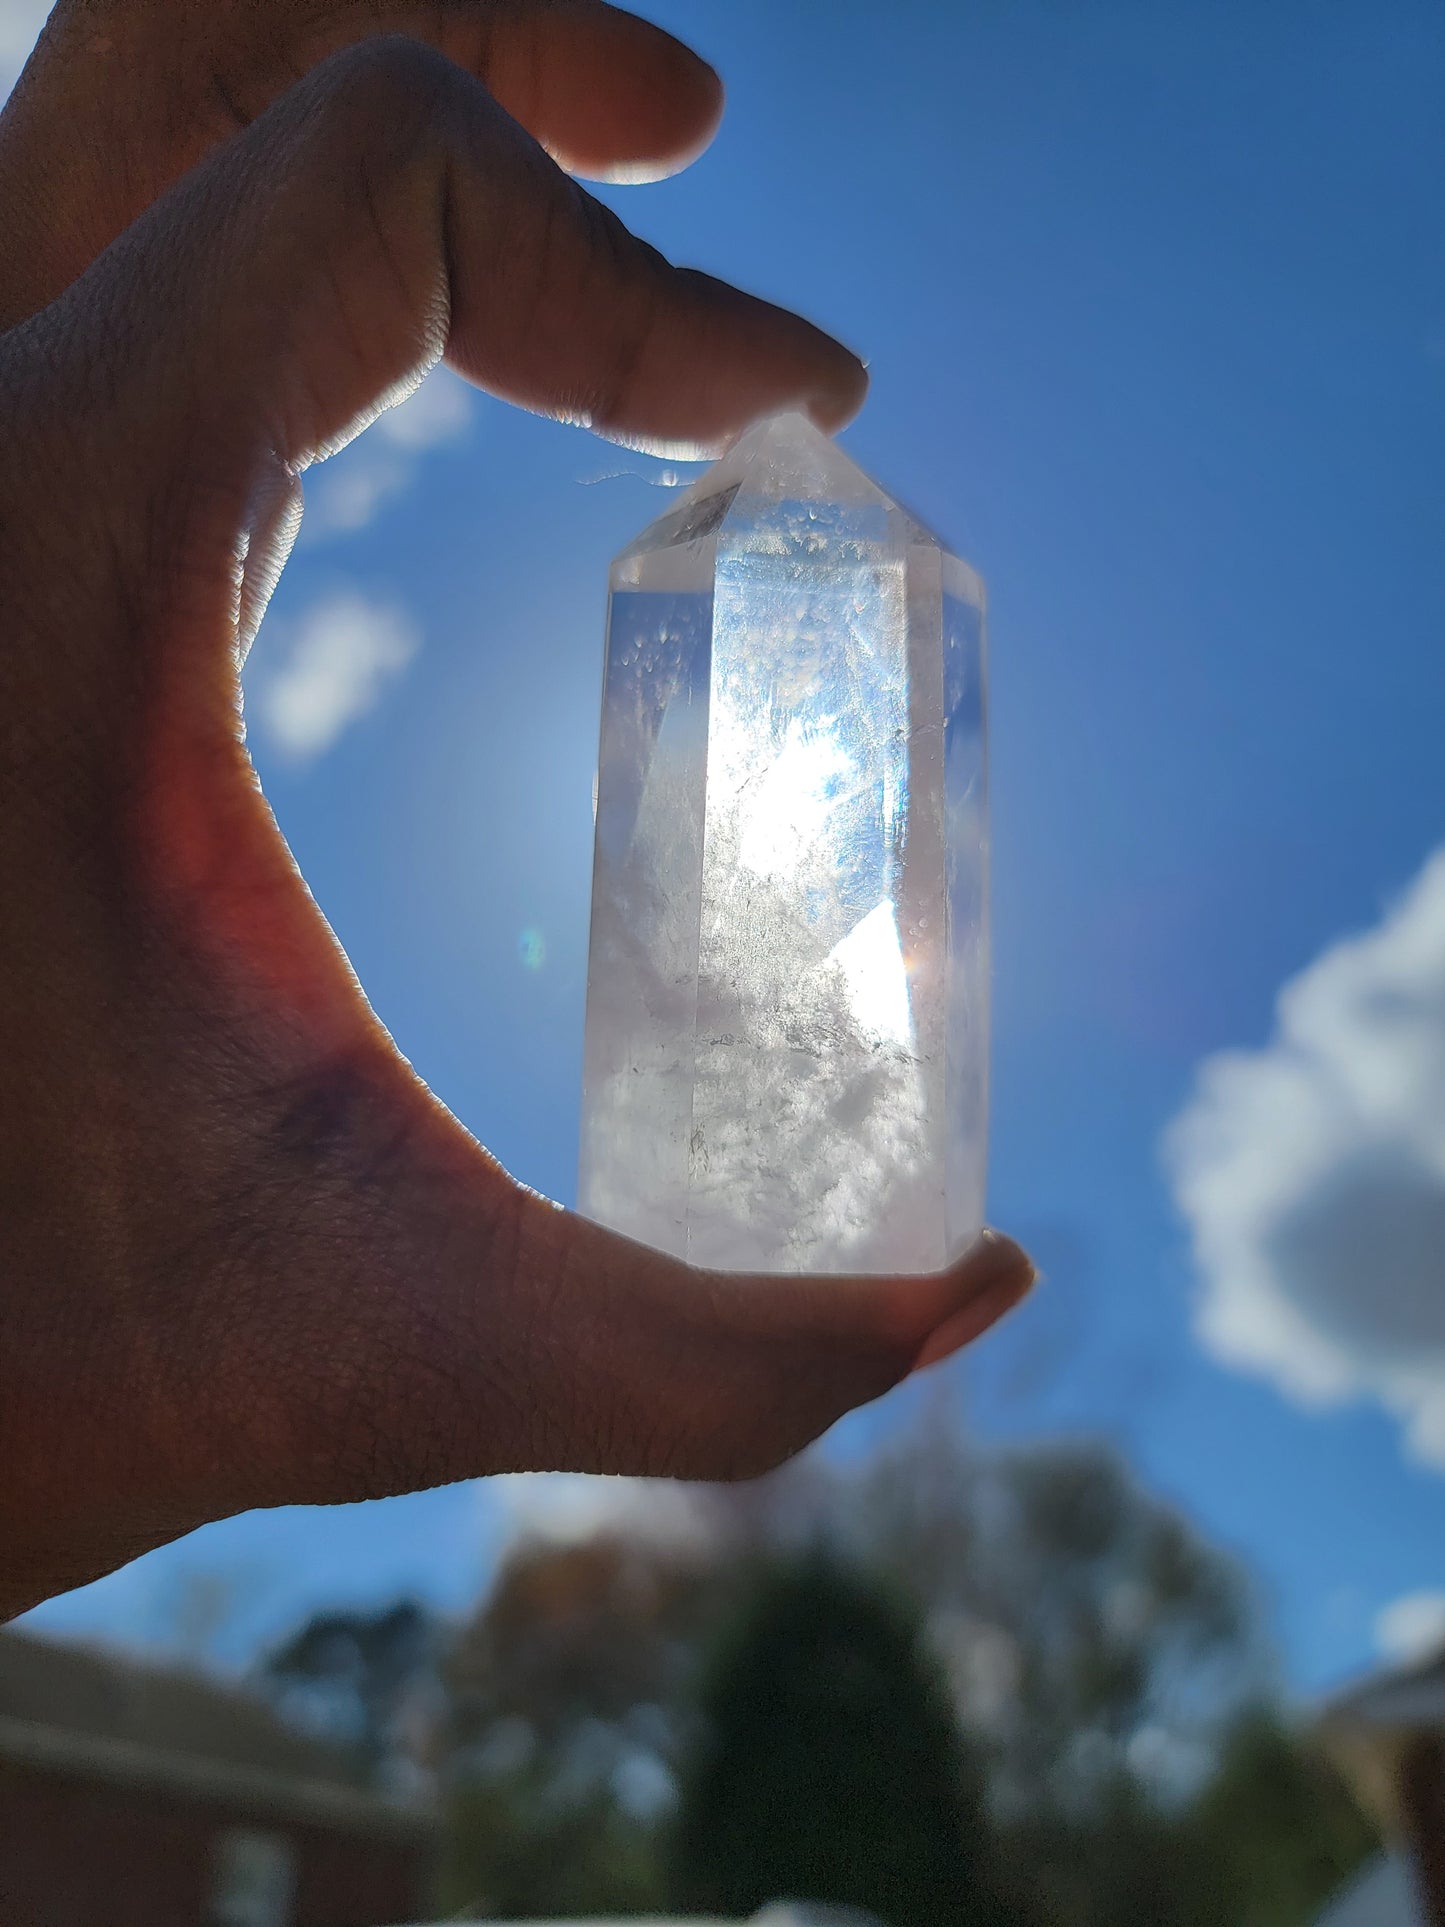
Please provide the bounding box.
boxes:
[301,34,473,160]
[564,203,665,433]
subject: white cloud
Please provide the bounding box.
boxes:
[1166,848,1445,1467]
[487,1452,846,1565]
[373,365,472,451]
[1375,1590,1445,1666]
[490,1473,716,1553]
[303,367,473,542]
[249,590,418,762]
[303,451,412,540]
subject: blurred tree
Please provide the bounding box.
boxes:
[850,1412,1378,1925]
[671,1550,1017,1927]
[447,1533,721,1754]
[438,1533,722,1916]
[256,1404,1377,1925]
[853,1412,1262,1817]
[442,1761,668,1919]
[996,1704,1378,1927]
[261,1598,442,1788]
[1002,1773,1226,1927]
[1188,1706,1379,1927]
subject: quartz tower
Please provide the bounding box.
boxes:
[579,414,987,1274]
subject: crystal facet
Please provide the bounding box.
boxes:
[579,413,987,1274]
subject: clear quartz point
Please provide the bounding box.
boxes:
[578,412,987,1274]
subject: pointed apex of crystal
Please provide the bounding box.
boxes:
[678,409,893,517]
[615,412,916,574]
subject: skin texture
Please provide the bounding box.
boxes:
[0,0,1035,1620]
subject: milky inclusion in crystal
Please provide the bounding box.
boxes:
[578,413,987,1274]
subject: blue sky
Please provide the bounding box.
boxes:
[9,0,1445,1694]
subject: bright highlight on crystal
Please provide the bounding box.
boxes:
[578,413,988,1274]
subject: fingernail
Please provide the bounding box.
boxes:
[912,1233,1038,1373]
[956,1228,1036,1295]
[806,354,869,436]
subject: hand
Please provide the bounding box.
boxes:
[0,0,1034,1618]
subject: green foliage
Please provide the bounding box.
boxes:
[671,1550,1014,1927]
[1188,1707,1380,1927]
[993,1706,1378,1927]
[441,1766,667,1919]
[1001,1776,1231,1927]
